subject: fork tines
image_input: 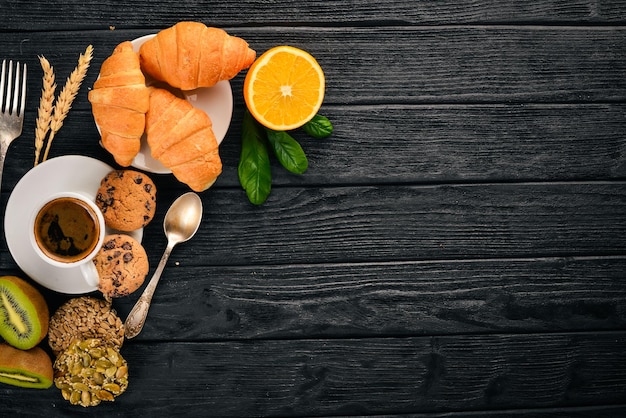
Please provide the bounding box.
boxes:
[0,59,27,117]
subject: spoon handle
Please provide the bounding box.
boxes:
[124,241,175,339]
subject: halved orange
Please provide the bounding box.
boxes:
[243,45,325,131]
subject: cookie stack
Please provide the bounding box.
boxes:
[94,169,155,299]
[48,296,129,407]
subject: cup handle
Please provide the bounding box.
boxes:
[80,261,100,287]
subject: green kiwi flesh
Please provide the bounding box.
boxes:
[0,276,49,350]
[0,343,53,389]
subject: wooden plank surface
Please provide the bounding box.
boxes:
[3,0,626,30]
[4,103,626,189]
[102,257,626,340]
[2,333,625,416]
[5,181,622,266]
[1,1,625,416]
[2,26,626,107]
[133,182,626,264]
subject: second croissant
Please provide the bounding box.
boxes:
[145,87,222,192]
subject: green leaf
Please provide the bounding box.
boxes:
[238,111,272,205]
[266,129,308,175]
[302,114,333,138]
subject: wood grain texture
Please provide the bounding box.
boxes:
[117,182,625,265]
[4,103,625,190]
[1,333,624,416]
[100,257,626,341]
[5,179,622,266]
[2,26,626,108]
[2,0,625,31]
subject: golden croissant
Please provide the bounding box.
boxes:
[145,87,222,191]
[139,21,256,90]
[88,41,150,166]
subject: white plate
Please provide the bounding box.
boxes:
[94,34,233,174]
[4,155,143,294]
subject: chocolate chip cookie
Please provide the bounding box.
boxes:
[93,234,149,298]
[96,169,156,231]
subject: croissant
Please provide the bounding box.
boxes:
[88,41,150,166]
[139,22,256,90]
[145,87,222,191]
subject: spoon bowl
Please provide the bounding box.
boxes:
[164,192,203,244]
[124,192,203,338]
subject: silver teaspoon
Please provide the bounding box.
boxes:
[124,192,203,339]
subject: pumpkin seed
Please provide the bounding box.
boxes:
[53,338,129,408]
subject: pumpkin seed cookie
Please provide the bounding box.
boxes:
[53,338,128,407]
[93,234,149,299]
[95,169,156,231]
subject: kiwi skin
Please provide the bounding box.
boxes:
[0,276,49,350]
[0,343,53,389]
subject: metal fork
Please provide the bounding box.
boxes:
[0,60,27,197]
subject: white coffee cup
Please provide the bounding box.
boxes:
[29,191,105,287]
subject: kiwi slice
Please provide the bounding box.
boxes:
[0,343,53,388]
[0,276,49,350]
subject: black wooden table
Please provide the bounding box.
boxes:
[2,1,626,416]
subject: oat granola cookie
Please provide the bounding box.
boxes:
[95,169,156,231]
[48,297,124,356]
[94,234,149,298]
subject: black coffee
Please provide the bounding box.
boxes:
[34,197,100,263]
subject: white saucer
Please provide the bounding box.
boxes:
[4,155,143,294]
[110,34,233,174]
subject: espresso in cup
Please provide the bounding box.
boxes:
[33,196,101,263]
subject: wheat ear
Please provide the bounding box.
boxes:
[41,44,94,163]
[34,56,57,166]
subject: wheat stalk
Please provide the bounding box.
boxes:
[34,56,56,166]
[40,44,94,163]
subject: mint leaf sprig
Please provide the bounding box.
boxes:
[238,111,334,205]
